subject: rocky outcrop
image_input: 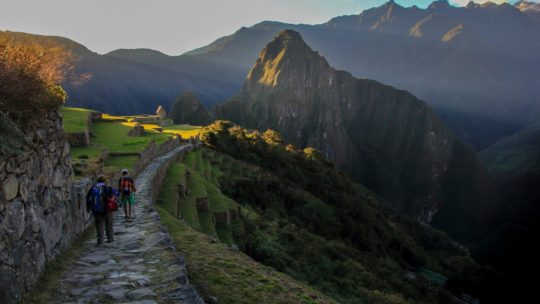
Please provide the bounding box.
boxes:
[218,30,494,242]
[168,92,211,126]
[0,111,93,303]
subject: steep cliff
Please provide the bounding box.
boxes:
[168,91,211,126]
[0,111,91,303]
[218,30,494,242]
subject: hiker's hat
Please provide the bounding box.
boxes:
[121,169,128,174]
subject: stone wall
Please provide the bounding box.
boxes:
[64,110,91,148]
[132,137,183,177]
[104,136,192,190]
[0,110,94,304]
[65,131,90,147]
[149,146,194,203]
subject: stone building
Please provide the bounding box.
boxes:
[156,105,167,120]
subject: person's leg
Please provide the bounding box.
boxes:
[122,195,128,219]
[105,212,114,242]
[130,193,136,219]
[127,204,133,220]
[94,214,104,245]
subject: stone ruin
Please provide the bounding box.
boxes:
[195,197,209,211]
[128,123,144,137]
[90,112,102,120]
[212,211,230,226]
[177,184,186,197]
[156,105,167,120]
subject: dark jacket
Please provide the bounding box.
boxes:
[86,183,114,214]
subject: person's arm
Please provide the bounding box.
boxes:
[132,178,136,192]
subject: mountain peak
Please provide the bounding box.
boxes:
[274,29,303,43]
[246,29,329,87]
[428,0,451,10]
[260,29,313,64]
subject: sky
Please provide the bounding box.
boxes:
[0,0,534,55]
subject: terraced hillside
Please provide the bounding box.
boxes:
[61,106,201,179]
[156,148,336,304]
[156,122,495,304]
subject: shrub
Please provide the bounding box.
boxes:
[0,41,74,122]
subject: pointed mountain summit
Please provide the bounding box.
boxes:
[219,30,495,242]
[428,0,452,10]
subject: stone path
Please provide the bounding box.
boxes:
[52,146,203,304]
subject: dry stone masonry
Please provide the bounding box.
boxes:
[64,110,92,148]
[128,123,145,137]
[0,110,93,303]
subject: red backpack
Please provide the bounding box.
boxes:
[120,177,134,196]
[107,195,119,211]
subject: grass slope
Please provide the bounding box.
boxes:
[156,148,339,303]
[60,107,91,132]
[156,207,336,304]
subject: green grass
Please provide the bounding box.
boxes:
[156,150,338,303]
[164,124,201,131]
[156,207,337,304]
[61,106,181,176]
[210,162,223,186]
[195,150,205,172]
[157,162,187,216]
[91,122,170,153]
[187,171,208,198]
[203,179,231,212]
[60,107,92,133]
[184,151,197,170]
[204,158,212,180]
[198,209,218,237]
[104,155,140,173]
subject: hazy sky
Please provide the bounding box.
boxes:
[0,0,533,55]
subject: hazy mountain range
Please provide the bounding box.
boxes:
[2,0,539,149]
[216,29,495,242]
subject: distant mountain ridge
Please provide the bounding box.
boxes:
[0,30,241,115]
[218,30,495,242]
[2,0,539,149]
[194,0,540,149]
[516,0,540,22]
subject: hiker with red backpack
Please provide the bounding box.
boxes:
[86,175,119,246]
[119,169,137,221]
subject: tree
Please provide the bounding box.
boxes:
[0,41,74,122]
[262,129,284,145]
[303,147,322,161]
